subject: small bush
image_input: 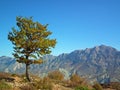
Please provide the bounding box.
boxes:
[69,74,83,87]
[93,82,103,90]
[0,81,12,90]
[70,74,82,83]
[110,82,120,90]
[34,77,53,90]
[11,73,18,77]
[75,86,95,90]
[75,86,89,90]
[48,70,64,81]
[20,84,37,90]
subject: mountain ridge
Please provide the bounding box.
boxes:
[0,45,120,83]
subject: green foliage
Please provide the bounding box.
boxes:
[75,86,89,90]
[8,16,56,65]
[75,85,97,90]
[8,16,56,81]
[11,73,19,77]
[0,81,12,90]
[93,82,103,90]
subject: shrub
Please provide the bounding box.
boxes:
[75,86,95,90]
[70,74,82,83]
[75,86,89,90]
[69,74,83,87]
[48,70,64,81]
[34,76,53,90]
[11,73,19,77]
[110,82,120,90]
[0,72,11,80]
[0,81,12,90]
[20,84,37,90]
[93,82,103,90]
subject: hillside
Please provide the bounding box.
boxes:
[0,45,120,83]
[0,71,119,90]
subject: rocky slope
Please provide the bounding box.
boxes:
[0,45,120,83]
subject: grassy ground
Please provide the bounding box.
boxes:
[0,72,119,90]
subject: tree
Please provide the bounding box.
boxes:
[8,17,56,82]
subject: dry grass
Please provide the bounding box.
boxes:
[1,72,119,90]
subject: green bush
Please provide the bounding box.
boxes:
[75,86,89,90]
[0,81,12,90]
[11,73,18,77]
[75,86,95,90]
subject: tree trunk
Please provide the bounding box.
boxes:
[26,64,31,82]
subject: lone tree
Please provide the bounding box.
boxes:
[8,17,56,82]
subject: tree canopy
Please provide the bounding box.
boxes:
[8,16,56,81]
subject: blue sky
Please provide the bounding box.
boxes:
[0,0,120,57]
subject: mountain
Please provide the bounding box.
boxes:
[0,45,120,83]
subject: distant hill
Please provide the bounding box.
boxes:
[0,45,120,83]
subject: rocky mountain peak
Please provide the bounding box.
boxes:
[0,45,120,83]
